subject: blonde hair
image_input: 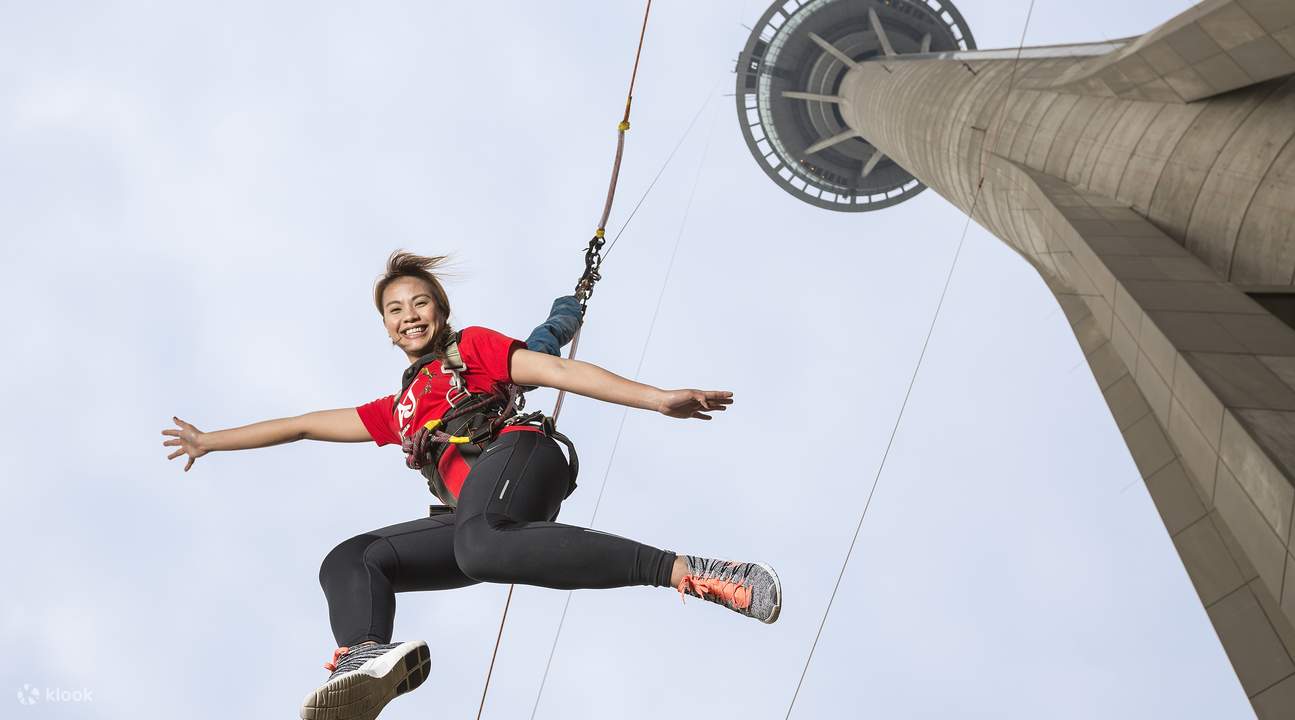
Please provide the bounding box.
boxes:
[374,250,455,353]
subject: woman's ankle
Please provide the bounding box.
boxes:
[669,555,689,587]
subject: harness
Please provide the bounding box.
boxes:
[399,333,578,508]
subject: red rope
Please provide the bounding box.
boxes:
[596,0,654,234]
[474,584,514,719]
[623,0,652,124]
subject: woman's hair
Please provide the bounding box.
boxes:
[374,250,454,353]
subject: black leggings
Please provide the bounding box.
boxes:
[318,429,677,647]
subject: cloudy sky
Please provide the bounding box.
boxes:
[0,0,1255,718]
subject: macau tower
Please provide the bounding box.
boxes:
[736,1,1295,715]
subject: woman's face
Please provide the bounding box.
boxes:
[381,276,441,359]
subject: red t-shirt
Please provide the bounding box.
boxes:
[355,326,525,448]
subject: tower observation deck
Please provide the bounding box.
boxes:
[736,0,975,211]
[737,1,1295,716]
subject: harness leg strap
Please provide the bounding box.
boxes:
[542,416,579,498]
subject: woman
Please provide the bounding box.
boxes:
[162,251,781,720]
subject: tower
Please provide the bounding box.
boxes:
[736,1,1295,716]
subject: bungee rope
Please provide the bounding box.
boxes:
[529,91,720,720]
[552,77,715,419]
[573,0,653,312]
[475,3,653,718]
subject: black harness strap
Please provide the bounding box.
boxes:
[403,336,578,510]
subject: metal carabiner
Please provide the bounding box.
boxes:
[445,384,471,408]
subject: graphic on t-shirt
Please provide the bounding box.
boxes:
[395,387,417,437]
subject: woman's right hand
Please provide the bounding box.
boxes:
[656,389,733,420]
[162,416,208,471]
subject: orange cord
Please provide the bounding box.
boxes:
[595,0,653,235]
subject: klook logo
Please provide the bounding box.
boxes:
[15,684,38,705]
[14,684,93,706]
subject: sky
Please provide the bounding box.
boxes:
[0,0,1257,718]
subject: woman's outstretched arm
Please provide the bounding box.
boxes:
[524,295,583,356]
[161,409,370,471]
[509,348,732,419]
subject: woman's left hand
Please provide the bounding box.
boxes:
[656,389,733,420]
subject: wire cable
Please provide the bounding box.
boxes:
[603,83,719,261]
[474,4,655,718]
[782,2,1037,716]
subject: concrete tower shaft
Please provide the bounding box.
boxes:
[739,1,1295,716]
[841,45,1295,284]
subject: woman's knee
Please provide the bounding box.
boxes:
[318,533,384,588]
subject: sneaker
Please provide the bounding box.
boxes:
[676,555,782,624]
[299,640,431,720]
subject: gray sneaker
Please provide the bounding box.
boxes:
[300,640,430,720]
[677,555,782,624]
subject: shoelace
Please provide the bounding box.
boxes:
[676,574,752,610]
[323,646,351,672]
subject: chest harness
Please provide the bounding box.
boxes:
[398,334,578,508]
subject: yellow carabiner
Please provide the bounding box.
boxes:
[423,419,443,431]
[449,436,472,444]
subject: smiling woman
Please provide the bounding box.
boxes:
[160,249,782,720]
[375,252,455,359]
